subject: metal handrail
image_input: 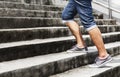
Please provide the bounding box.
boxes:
[93,0,120,19]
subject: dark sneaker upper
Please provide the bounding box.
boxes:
[66,45,88,53]
[89,55,112,68]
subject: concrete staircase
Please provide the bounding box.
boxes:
[0,0,120,77]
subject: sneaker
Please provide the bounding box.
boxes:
[89,55,112,68]
[66,45,88,53]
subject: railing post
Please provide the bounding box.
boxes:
[108,0,112,19]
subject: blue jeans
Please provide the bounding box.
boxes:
[62,0,97,31]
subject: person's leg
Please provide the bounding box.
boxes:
[62,0,87,52]
[75,0,112,67]
[88,27,108,58]
[75,0,108,56]
[66,21,85,48]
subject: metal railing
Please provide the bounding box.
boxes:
[54,0,120,19]
[108,0,112,18]
[93,0,120,19]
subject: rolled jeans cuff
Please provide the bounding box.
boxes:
[62,20,74,24]
[86,25,98,31]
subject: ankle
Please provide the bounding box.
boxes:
[76,44,85,48]
[98,54,109,59]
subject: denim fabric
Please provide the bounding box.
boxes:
[62,0,97,31]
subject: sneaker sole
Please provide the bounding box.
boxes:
[98,57,113,67]
[66,50,87,53]
[89,58,113,68]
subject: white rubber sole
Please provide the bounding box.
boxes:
[89,58,113,68]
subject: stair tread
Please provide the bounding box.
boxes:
[0,32,120,49]
[0,8,62,12]
[0,0,21,3]
[50,55,120,77]
[0,1,64,11]
[0,1,64,7]
[0,27,67,31]
[0,17,116,29]
[0,8,61,18]
[0,17,116,20]
[0,25,120,31]
[0,41,120,74]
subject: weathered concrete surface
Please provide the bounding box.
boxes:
[0,17,116,29]
[0,8,62,18]
[50,0,68,6]
[0,42,120,77]
[23,0,68,5]
[0,8,104,18]
[50,55,120,77]
[0,27,71,43]
[0,32,120,62]
[0,2,64,11]
[0,25,120,43]
[0,0,45,4]
[0,0,22,3]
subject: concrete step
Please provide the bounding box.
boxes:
[0,17,116,29]
[0,2,110,19]
[0,2,104,19]
[0,41,120,77]
[69,13,104,19]
[0,25,120,43]
[93,13,103,19]
[0,0,21,3]
[0,0,42,4]
[0,2,64,11]
[22,0,53,5]
[0,8,103,19]
[0,8,62,18]
[0,0,66,7]
[0,32,119,62]
[50,54,120,77]
[0,27,71,43]
[95,19,116,25]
